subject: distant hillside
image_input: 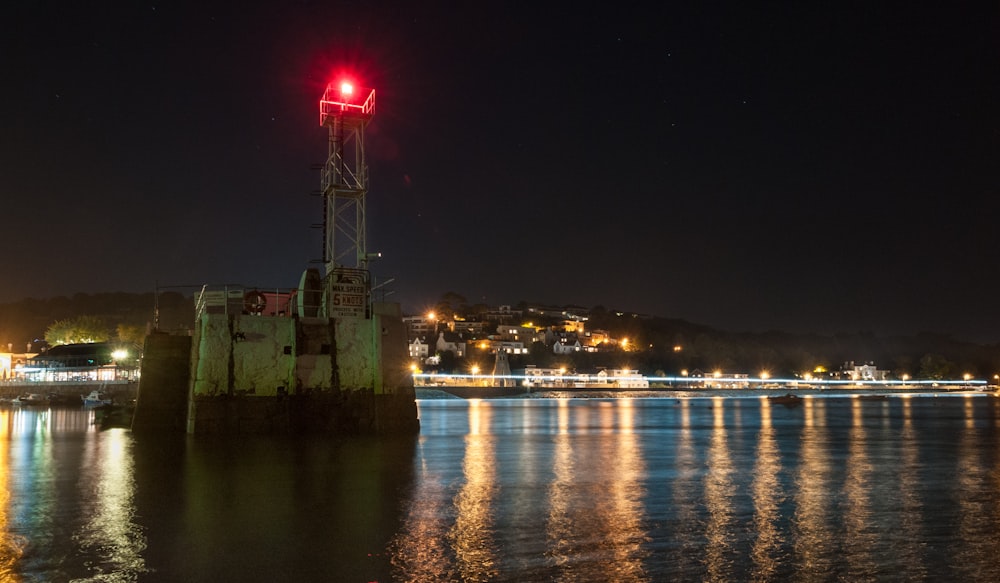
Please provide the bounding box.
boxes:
[0,292,194,349]
[468,302,1000,380]
[1,292,996,380]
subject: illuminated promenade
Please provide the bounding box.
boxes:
[414,372,990,392]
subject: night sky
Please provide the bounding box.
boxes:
[3,2,998,341]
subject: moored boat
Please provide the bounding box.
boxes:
[82,390,113,407]
[13,394,50,406]
[767,393,803,408]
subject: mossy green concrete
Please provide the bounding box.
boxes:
[191,313,302,397]
[173,302,418,435]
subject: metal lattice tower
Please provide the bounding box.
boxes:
[319,81,375,274]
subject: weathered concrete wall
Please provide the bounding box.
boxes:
[375,302,410,394]
[183,303,417,435]
[192,314,308,397]
[191,313,231,396]
[232,316,296,396]
[132,333,191,432]
[333,315,376,390]
[296,317,335,392]
[372,302,419,433]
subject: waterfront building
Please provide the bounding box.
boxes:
[839,361,889,381]
[18,342,140,382]
[1,347,37,381]
[518,366,649,389]
[687,369,751,389]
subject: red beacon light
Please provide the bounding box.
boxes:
[320,79,375,125]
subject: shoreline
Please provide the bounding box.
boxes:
[416,386,997,400]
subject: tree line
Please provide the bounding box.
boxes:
[0,292,193,351]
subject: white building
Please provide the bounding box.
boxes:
[841,361,889,381]
[436,332,465,358]
[408,337,429,360]
[553,339,582,354]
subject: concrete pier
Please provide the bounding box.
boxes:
[133,300,419,435]
[131,333,191,432]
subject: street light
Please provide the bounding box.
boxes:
[111,348,130,381]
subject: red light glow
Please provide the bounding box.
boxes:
[319,77,375,124]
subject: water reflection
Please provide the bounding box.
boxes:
[0,409,25,579]
[600,400,648,581]
[670,398,699,573]
[74,428,147,581]
[0,407,146,581]
[954,396,1000,579]
[6,396,1000,581]
[896,396,928,579]
[749,399,783,581]
[545,398,575,576]
[792,397,835,578]
[704,398,736,580]
[843,398,877,579]
[449,400,499,582]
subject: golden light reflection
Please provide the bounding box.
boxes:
[669,398,699,569]
[842,399,876,578]
[750,399,782,581]
[955,395,994,578]
[547,400,649,580]
[792,398,835,578]
[704,397,736,581]
[448,400,499,582]
[546,399,575,573]
[964,394,975,430]
[0,409,26,579]
[600,400,649,581]
[74,428,148,579]
[896,397,928,579]
[389,439,451,580]
[557,398,570,435]
[504,403,543,571]
[598,400,615,435]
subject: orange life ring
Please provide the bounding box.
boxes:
[244,291,267,314]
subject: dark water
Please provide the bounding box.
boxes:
[2,394,999,582]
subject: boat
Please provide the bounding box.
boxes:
[767,393,803,408]
[13,393,50,406]
[82,390,113,406]
[858,394,888,401]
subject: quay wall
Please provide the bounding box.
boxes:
[0,380,138,401]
